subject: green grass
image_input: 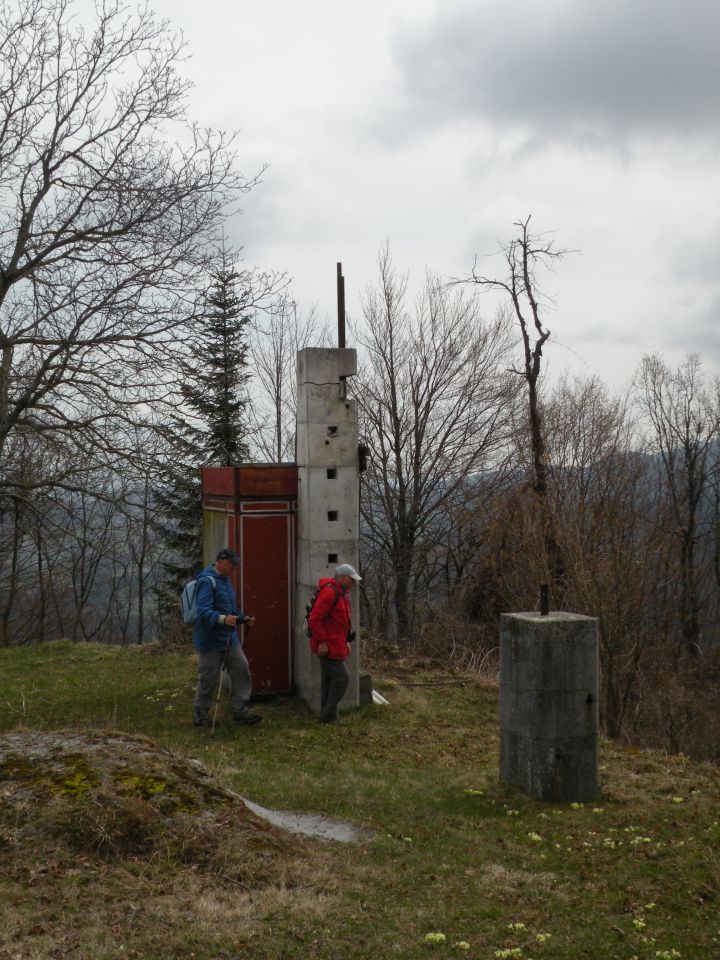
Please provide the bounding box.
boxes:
[1,640,719,960]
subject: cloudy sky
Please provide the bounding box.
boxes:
[152,0,720,390]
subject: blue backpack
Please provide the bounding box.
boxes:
[180,575,217,624]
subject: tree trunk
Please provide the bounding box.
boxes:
[0,501,21,646]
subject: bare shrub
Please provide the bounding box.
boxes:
[413,606,499,678]
[632,648,720,764]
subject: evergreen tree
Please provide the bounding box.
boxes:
[181,251,253,466]
[151,427,204,615]
[152,249,254,615]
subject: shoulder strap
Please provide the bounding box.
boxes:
[324,582,341,610]
[311,582,342,613]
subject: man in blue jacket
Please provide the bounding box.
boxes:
[192,547,262,728]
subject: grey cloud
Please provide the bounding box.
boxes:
[389,0,720,145]
[665,294,720,366]
[672,228,720,284]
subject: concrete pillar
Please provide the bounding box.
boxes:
[294,348,360,713]
[499,612,599,802]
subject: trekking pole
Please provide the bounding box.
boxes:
[210,630,233,738]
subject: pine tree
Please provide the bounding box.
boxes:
[152,249,254,615]
[181,252,253,466]
[151,428,204,615]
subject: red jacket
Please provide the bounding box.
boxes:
[308,578,352,660]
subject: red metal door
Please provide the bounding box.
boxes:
[236,502,295,693]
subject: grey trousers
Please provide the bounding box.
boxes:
[194,644,252,721]
[318,656,349,722]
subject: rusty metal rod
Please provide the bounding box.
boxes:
[337,262,346,348]
[540,583,549,616]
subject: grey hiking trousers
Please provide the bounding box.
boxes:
[318,656,349,722]
[194,644,253,721]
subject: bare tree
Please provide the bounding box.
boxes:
[0,497,23,645]
[637,353,719,657]
[0,421,179,646]
[0,433,65,644]
[248,293,329,462]
[541,375,660,736]
[457,373,667,737]
[709,378,720,601]
[461,216,569,604]
[0,0,255,502]
[356,246,518,641]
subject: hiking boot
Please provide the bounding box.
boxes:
[233,712,262,726]
[193,716,215,728]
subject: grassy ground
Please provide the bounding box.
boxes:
[0,640,719,960]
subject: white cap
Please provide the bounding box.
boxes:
[335,563,362,581]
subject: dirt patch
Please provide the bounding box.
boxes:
[479,862,558,892]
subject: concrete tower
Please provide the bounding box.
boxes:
[293,347,360,712]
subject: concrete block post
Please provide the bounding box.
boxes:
[294,348,360,713]
[499,612,599,802]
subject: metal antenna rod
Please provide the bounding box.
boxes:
[337,262,346,348]
[540,583,549,616]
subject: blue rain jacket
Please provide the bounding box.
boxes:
[192,564,246,653]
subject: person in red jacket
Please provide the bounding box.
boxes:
[308,562,361,724]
